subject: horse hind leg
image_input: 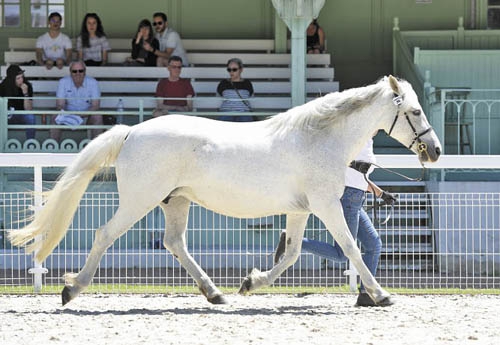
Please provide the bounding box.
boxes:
[160,197,226,304]
[61,205,148,306]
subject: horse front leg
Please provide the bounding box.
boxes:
[239,213,309,294]
[160,197,226,304]
[313,199,393,306]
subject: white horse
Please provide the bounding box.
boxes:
[9,76,441,306]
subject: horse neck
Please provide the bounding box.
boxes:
[327,97,394,163]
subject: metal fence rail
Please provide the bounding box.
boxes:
[1,191,499,292]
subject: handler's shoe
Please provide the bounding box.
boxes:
[274,231,286,264]
[355,290,377,307]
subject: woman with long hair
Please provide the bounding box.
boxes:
[125,19,159,66]
[76,13,111,66]
[0,65,36,139]
[306,18,325,54]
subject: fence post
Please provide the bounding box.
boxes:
[343,260,359,292]
[28,165,48,292]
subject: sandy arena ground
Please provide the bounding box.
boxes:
[0,293,499,345]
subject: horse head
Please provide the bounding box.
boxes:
[384,75,441,163]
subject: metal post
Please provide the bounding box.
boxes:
[28,165,48,292]
[343,260,359,292]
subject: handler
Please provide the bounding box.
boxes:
[273,136,397,307]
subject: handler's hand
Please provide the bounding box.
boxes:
[380,191,397,206]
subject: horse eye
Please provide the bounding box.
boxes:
[412,109,421,116]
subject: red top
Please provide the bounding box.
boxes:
[155,78,195,106]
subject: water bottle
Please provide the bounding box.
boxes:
[116,98,124,124]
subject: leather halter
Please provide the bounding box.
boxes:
[387,94,433,156]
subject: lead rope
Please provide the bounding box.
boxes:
[350,160,427,225]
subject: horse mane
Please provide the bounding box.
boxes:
[266,77,397,134]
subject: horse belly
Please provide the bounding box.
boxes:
[177,180,297,218]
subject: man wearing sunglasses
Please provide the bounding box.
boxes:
[153,56,194,117]
[145,12,189,67]
[50,61,103,142]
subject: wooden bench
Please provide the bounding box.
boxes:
[1,65,335,81]
[29,79,338,96]
[5,51,331,67]
[8,37,279,53]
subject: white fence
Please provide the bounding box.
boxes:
[1,154,499,293]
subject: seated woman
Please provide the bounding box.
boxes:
[76,13,111,66]
[307,19,325,54]
[216,58,254,122]
[0,65,36,140]
[125,19,159,66]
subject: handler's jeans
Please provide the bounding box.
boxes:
[301,186,382,291]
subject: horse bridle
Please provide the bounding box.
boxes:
[387,93,434,158]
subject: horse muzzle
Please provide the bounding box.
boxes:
[417,141,441,163]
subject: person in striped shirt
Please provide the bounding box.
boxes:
[216,58,254,122]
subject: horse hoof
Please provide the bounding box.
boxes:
[208,294,228,305]
[376,296,394,307]
[61,286,72,306]
[238,276,252,295]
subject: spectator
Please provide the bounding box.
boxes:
[306,19,325,54]
[125,19,159,66]
[35,12,72,69]
[149,12,189,67]
[0,65,36,140]
[76,13,111,66]
[50,61,103,142]
[153,56,194,117]
[273,137,397,307]
[216,58,254,122]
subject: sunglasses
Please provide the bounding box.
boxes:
[169,65,182,69]
[227,68,240,72]
[152,21,163,26]
[71,69,85,74]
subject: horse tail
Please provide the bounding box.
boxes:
[8,125,131,262]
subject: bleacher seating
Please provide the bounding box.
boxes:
[2,37,339,150]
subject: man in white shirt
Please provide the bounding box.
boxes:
[50,61,103,141]
[144,12,189,67]
[36,12,72,70]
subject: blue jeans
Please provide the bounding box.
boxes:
[302,186,382,291]
[8,114,36,139]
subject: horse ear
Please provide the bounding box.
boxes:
[388,75,401,95]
